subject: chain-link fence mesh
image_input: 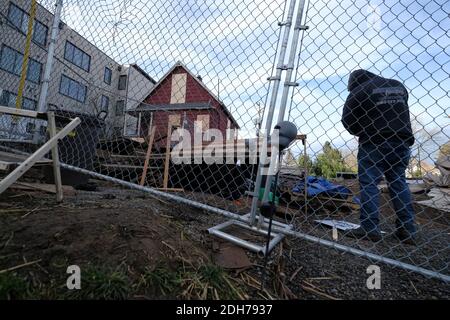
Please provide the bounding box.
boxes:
[284,0,449,280]
[0,0,448,284]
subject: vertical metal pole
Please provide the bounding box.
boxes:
[249,0,297,226]
[276,0,307,123]
[303,138,308,215]
[259,0,308,227]
[37,0,63,113]
[48,111,63,202]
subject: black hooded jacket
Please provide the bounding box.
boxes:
[342,69,414,146]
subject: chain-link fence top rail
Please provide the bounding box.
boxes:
[0,0,448,281]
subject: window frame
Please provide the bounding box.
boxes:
[0,90,37,110]
[22,97,37,110]
[7,2,48,47]
[32,20,48,47]
[0,44,42,84]
[59,74,87,103]
[100,95,109,112]
[26,58,42,83]
[104,66,112,85]
[118,75,127,90]
[115,99,125,116]
[64,40,91,72]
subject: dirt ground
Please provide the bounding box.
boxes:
[0,179,449,300]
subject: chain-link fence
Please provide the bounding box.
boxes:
[284,0,449,281]
[0,0,448,284]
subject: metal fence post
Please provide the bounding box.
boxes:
[259,0,309,227]
[249,0,298,226]
[37,0,64,113]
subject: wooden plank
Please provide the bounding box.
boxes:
[0,117,81,195]
[0,161,11,172]
[140,125,156,186]
[48,112,63,202]
[156,188,184,192]
[0,139,34,143]
[0,151,52,164]
[12,182,75,195]
[100,164,157,169]
[0,152,52,172]
[111,154,143,159]
[0,105,45,119]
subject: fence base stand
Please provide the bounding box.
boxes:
[208,214,292,255]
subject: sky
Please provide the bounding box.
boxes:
[288,0,449,162]
[39,0,449,162]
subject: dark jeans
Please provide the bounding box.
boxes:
[358,141,416,234]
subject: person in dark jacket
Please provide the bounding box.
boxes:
[342,69,416,244]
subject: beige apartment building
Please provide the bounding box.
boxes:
[0,0,155,140]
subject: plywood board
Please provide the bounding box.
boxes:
[170,73,187,104]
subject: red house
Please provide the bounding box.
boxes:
[130,62,239,150]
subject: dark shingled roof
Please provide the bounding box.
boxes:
[128,102,213,116]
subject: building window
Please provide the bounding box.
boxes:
[0,90,17,107]
[64,41,91,72]
[27,59,42,83]
[114,126,122,137]
[115,100,125,116]
[39,125,47,136]
[33,21,48,46]
[22,97,37,110]
[7,3,48,46]
[104,67,112,85]
[0,46,21,75]
[26,122,35,133]
[59,74,87,103]
[100,95,109,112]
[0,90,36,110]
[118,75,127,90]
[0,45,42,84]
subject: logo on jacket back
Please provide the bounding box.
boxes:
[373,87,406,106]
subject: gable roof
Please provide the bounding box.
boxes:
[139,61,239,128]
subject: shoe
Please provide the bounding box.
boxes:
[346,227,382,242]
[394,229,417,246]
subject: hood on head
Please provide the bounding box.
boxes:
[347,69,378,91]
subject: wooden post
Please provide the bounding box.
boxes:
[48,111,63,202]
[139,126,156,186]
[163,115,180,189]
[163,122,172,189]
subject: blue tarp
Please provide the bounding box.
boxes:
[292,176,353,199]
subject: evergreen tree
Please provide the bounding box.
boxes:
[314,141,347,178]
